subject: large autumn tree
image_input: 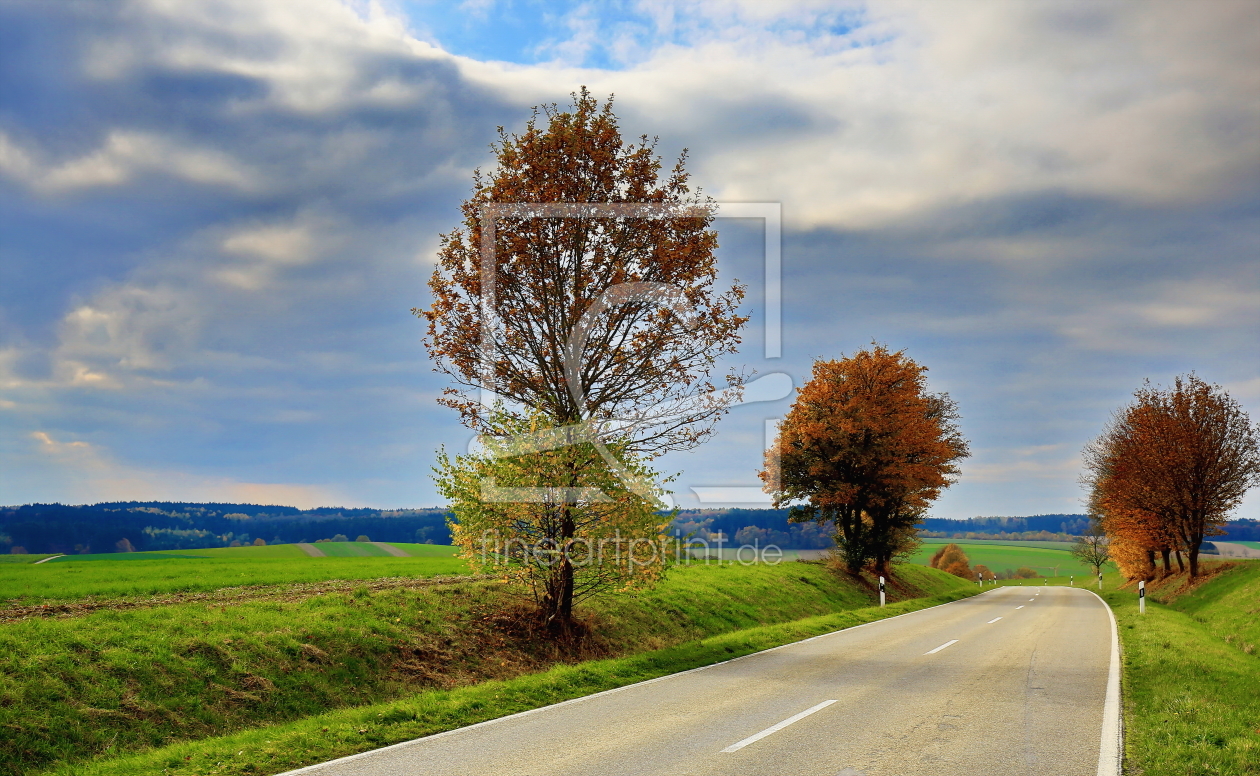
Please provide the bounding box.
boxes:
[760,346,970,577]
[418,89,747,629]
[1083,374,1260,579]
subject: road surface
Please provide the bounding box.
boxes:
[281,585,1119,776]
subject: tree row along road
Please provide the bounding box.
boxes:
[283,586,1118,776]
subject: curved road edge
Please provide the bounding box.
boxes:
[1085,588,1122,776]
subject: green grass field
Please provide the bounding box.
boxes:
[906,539,1096,577]
[0,544,466,603]
[1224,539,1260,550]
[0,557,975,776]
[1101,561,1260,774]
[0,554,55,564]
[917,537,1077,551]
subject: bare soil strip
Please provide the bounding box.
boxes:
[369,542,410,557]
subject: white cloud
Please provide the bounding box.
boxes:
[27,431,339,508]
[0,130,258,194]
[469,0,1260,228]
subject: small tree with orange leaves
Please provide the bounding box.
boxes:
[1083,374,1260,579]
[761,346,969,577]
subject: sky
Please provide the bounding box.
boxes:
[0,0,1257,519]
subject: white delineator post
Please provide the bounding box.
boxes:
[1139,580,1146,614]
[1098,571,1103,590]
[879,575,886,608]
[977,571,982,587]
[1071,575,1074,586]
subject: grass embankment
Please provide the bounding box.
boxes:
[1,561,976,776]
[1101,561,1260,775]
[0,544,466,603]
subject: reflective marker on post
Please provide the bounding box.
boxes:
[879,575,886,608]
[1139,580,1146,614]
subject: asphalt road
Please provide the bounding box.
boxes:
[281,585,1119,776]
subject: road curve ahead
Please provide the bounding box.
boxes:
[281,585,1119,776]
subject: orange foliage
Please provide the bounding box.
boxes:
[763,349,970,577]
[1084,374,1260,579]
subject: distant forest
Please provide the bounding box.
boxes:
[2,502,1257,555]
[0,502,451,555]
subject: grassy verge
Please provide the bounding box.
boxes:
[1100,561,1260,775]
[2,561,973,775]
[39,579,978,776]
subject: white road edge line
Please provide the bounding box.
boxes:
[1085,588,1123,776]
[987,617,1002,624]
[720,699,837,753]
[271,590,1004,776]
[924,639,959,655]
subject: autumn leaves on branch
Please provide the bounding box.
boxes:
[760,346,970,578]
[1083,374,1260,581]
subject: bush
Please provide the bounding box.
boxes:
[929,543,972,578]
[355,535,371,542]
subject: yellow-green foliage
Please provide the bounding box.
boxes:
[436,433,672,610]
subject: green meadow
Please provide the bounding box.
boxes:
[0,543,467,603]
[908,538,1096,577]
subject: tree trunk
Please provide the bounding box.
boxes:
[1144,549,1156,581]
[1175,550,1184,573]
[1160,547,1172,576]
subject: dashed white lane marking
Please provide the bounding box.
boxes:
[924,639,959,655]
[1029,598,1035,601]
[1016,605,1025,609]
[720,700,837,753]
[987,617,1002,624]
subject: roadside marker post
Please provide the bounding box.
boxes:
[1098,571,1103,590]
[1139,580,1145,614]
[879,576,886,607]
[1071,575,1074,586]
[977,571,982,587]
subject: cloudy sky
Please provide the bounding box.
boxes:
[1,0,1257,519]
